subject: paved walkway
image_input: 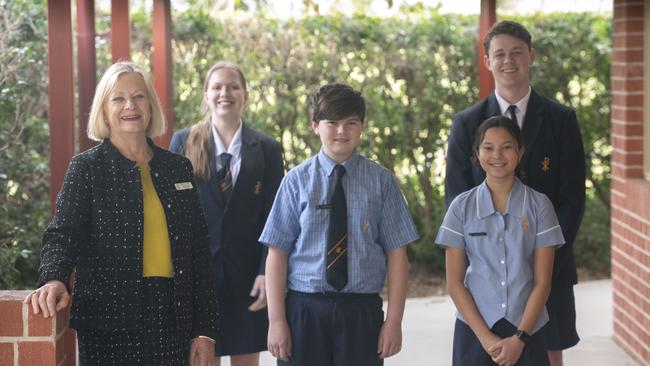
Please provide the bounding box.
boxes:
[222,279,639,365]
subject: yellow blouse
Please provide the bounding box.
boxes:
[138,163,174,277]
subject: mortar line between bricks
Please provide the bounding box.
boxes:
[0,336,56,342]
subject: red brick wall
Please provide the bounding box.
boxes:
[611,1,650,364]
[0,291,71,366]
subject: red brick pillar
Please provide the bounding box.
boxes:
[0,291,71,366]
[610,0,650,364]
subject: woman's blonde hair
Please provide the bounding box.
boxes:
[185,61,248,179]
[87,61,166,141]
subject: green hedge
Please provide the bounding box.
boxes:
[0,3,611,288]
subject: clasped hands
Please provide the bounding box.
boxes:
[482,333,524,366]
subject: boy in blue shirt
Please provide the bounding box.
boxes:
[260,83,419,366]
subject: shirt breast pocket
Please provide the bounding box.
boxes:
[300,197,330,235]
[463,224,493,255]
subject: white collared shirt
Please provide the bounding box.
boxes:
[211,121,243,186]
[495,86,532,129]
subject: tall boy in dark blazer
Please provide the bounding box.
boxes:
[445,20,585,366]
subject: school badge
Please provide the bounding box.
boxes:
[254,181,262,195]
[522,217,529,231]
[362,221,369,233]
[541,157,551,172]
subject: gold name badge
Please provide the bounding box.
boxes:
[175,182,193,190]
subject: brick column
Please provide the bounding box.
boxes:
[610,0,650,364]
[0,291,70,366]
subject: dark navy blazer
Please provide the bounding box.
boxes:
[170,123,284,299]
[445,89,585,286]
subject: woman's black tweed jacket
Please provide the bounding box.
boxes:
[37,138,218,340]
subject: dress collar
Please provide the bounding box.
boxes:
[476,178,527,219]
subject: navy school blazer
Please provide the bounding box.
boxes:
[444,89,586,286]
[170,123,284,299]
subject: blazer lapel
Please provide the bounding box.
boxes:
[521,89,544,168]
[225,123,260,212]
[486,92,501,119]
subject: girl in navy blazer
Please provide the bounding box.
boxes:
[170,61,284,366]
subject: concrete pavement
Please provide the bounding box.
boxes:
[222,279,639,365]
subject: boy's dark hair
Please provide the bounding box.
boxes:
[310,83,365,123]
[483,20,532,54]
[473,115,525,179]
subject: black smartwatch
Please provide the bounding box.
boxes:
[514,329,531,344]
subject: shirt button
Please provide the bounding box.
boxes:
[501,303,506,308]
[500,259,505,264]
[498,237,503,242]
[501,281,505,286]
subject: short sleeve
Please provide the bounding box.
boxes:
[378,174,420,250]
[535,194,565,249]
[258,174,301,251]
[435,196,466,249]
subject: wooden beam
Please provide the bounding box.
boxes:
[77,0,96,152]
[478,0,497,100]
[47,0,75,210]
[152,0,174,148]
[111,0,130,62]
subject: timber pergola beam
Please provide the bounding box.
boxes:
[47,0,174,207]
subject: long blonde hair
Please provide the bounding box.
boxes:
[184,61,248,179]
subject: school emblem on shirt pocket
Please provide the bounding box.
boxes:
[541,157,551,172]
[362,221,369,233]
[254,181,262,195]
[522,217,529,231]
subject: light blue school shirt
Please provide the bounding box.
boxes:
[435,178,564,333]
[259,149,419,293]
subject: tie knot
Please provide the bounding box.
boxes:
[333,164,346,179]
[220,153,232,168]
[507,104,517,116]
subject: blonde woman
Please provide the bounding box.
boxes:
[170,61,284,366]
[25,61,218,366]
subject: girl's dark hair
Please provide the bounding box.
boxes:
[309,83,365,123]
[473,115,523,152]
[473,115,526,179]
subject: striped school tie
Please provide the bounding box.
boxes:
[326,164,348,291]
[217,152,233,204]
